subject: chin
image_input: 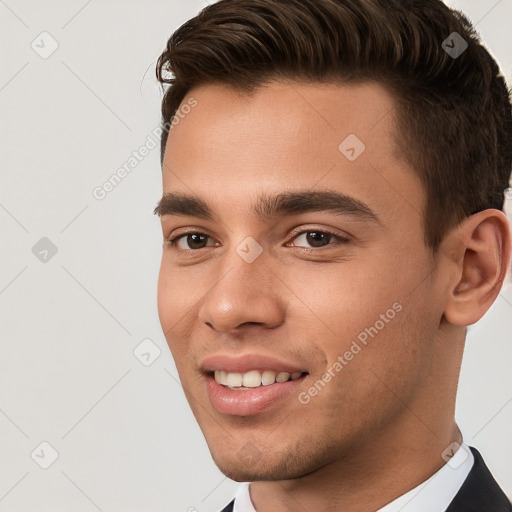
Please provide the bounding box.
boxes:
[211,446,325,482]
[215,461,301,482]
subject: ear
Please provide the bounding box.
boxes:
[442,209,511,327]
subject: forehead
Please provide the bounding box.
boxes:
[161,81,423,223]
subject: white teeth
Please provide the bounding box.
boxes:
[242,370,262,388]
[215,370,228,385]
[276,372,290,383]
[226,372,243,387]
[214,369,304,388]
[261,370,277,385]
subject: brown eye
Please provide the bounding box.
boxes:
[290,230,347,248]
[305,231,332,247]
[169,232,215,250]
[184,233,208,249]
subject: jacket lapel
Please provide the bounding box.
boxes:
[445,447,512,512]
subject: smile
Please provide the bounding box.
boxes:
[214,370,305,388]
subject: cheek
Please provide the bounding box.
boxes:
[156,264,174,333]
[282,262,401,348]
[326,283,438,414]
[157,278,190,376]
[156,261,195,346]
[281,257,432,398]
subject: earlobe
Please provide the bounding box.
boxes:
[443,210,511,327]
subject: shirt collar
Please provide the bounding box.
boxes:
[233,442,474,512]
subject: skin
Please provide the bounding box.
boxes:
[155,81,511,512]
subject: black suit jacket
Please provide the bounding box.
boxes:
[219,447,511,511]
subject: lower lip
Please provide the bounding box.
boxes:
[205,375,306,416]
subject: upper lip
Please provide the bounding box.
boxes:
[200,353,309,374]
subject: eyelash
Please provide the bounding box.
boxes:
[166,228,350,253]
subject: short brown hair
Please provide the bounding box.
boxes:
[155,0,512,248]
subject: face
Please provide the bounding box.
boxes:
[156,81,450,481]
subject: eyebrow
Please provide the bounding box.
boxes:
[153,190,381,224]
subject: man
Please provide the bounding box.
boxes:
[153,0,512,510]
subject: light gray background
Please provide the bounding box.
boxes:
[0,1,511,511]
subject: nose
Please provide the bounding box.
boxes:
[197,246,286,334]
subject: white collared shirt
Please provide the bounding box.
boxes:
[233,443,474,512]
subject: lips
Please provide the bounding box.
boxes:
[200,353,310,416]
